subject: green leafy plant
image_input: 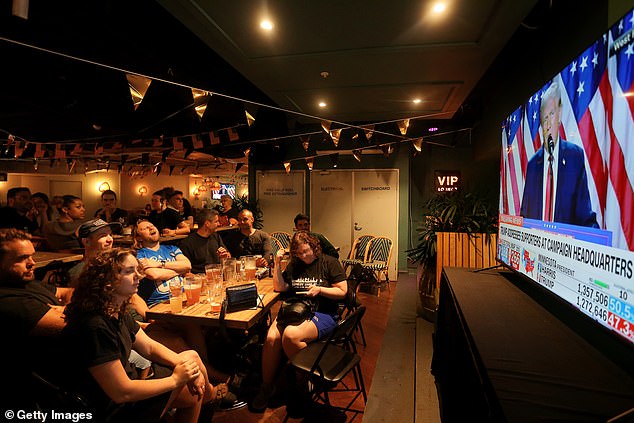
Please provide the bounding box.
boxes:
[233,194,264,229]
[407,191,498,267]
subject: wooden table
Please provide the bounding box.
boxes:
[146,278,280,331]
[33,251,84,269]
[113,234,188,246]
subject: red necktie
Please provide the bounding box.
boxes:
[544,154,554,221]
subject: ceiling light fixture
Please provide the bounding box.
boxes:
[413,98,422,104]
[318,102,327,108]
[260,20,273,30]
[432,2,446,13]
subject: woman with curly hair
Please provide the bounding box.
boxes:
[63,248,214,423]
[251,231,347,413]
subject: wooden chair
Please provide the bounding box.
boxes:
[340,234,374,272]
[270,231,291,251]
[360,236,393,295]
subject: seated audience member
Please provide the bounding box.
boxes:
[223,209,271,267]
[218,194,240,226]
[94,189,128,233]
[68,218,121,284]
[148,188,190,236]
[69,219,234,389]
[31,192,55,232]
[0,229,73,409]
[43,195,86,251]
[293,213,339,259]
[251,231,347,412]
[179,209,231,274]
[62,248,215,422]
[0,187,38,233]
[133,219,191,306]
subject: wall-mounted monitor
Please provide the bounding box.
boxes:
[212,183,236,200]
[498,7,634,347]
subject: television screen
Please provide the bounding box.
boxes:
[212,183,236,200]
[498,8,634,346]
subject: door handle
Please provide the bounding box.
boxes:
[354,222,362,231]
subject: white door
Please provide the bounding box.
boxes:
[311,169,399,281]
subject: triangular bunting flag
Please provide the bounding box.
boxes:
[362,125,374,140]
[321,120,331,134]
[192,135,203,150]
[329,128,342,147]
[126,74,152,110]
[412,138,424,152]
[71,143,83,156]
[192,88,211,119]
[227,127,239,142]
[245,110,256,127]
[210,131,220,145]
[94,144,104,155]
[305,157,314,171]
[34,143,44,158]
[283,161,291,173]
[397,119,410,136]
[55,144,66,159]
[14,141,23,158]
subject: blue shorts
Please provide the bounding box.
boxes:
[311,312,339,339]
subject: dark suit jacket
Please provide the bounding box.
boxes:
[520,140,598,227]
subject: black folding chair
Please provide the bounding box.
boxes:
[289,306,367,420]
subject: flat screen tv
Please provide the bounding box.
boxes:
[498,7,634,347]
[212,183,236,200]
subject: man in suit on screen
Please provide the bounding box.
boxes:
[520,81,598,228]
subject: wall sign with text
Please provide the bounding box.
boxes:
[435,171,461,192]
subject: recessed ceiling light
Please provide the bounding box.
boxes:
[260,20,273,30]
[432,2,446,13]
[318,102,327,108]
[413,98,422,104]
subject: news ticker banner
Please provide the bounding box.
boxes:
[498,215,634,344]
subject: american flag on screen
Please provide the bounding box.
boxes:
[500,10,634,251]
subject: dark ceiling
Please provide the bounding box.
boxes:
[0,0,559,169]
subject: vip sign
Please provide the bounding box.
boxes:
[435,171,461,192]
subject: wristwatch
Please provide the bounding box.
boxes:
[160,260,166,268]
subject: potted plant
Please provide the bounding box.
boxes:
[407,191,497,320]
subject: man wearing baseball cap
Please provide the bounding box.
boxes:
[68,218,121,283]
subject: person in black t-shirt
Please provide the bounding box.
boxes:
[251,231,347,411]
[0,230,73,409]
[93,189,128,233]
[63,248,219,421]
[0,187,38,233]
[148,188,190,236]
[179,209,231,274]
